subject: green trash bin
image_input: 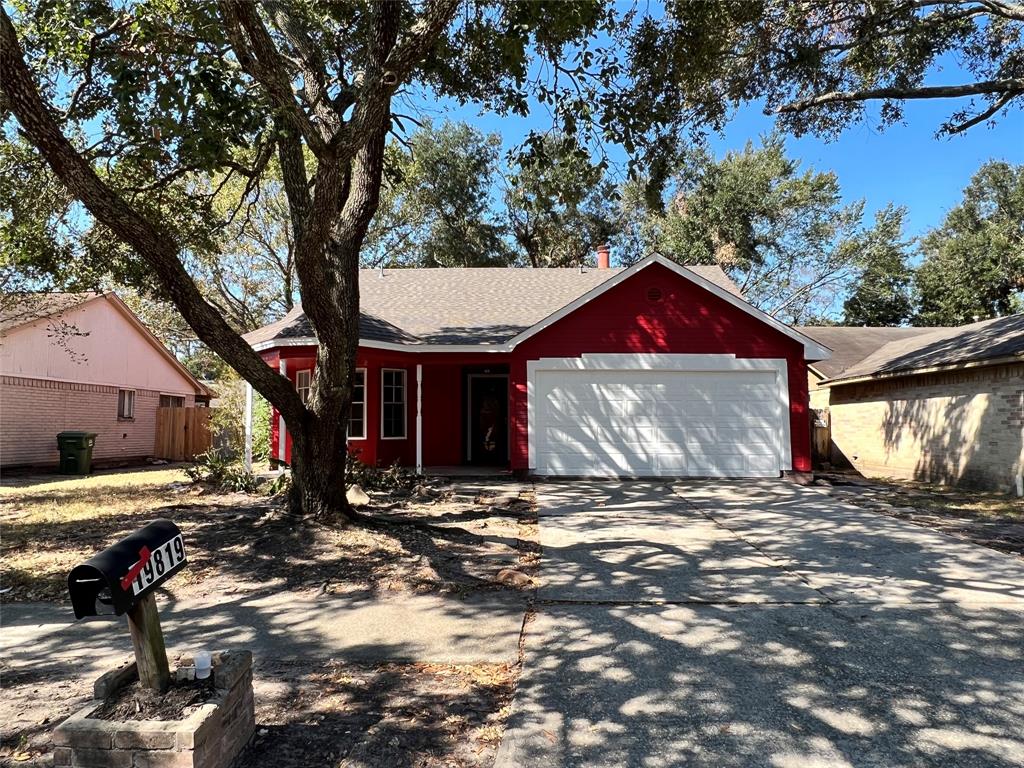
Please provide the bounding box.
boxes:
[57,431,98,475]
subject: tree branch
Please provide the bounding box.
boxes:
[977,0,1024,21]
[265,2,342,134]
[327,0,459,159]
[0,6,305,422]
[945,90,1017,132]
[779,79,1024,116]
[217,0,331,157]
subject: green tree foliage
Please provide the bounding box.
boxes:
[842,206,915,326]
[205,158,299,327]
[621,136,893,324]
[915,161,1024,326]
[505,134,620,267]
[634,1,1024,140]
[362,120,508,267]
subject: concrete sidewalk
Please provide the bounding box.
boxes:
[2,589,526,682]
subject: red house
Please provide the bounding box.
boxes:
[243,253,831,477]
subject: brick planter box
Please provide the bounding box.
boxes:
[53,651,255,768]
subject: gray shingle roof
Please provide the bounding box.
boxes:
[828,313,1024,382]
[244,264,742,348]
[797,326,941,379]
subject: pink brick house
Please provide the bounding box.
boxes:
[1,292,211,470]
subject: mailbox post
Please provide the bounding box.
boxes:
[68,519,188,693]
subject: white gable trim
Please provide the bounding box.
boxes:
[249,255,832,361]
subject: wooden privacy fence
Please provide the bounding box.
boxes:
[154,407,212,461]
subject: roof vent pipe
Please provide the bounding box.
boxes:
[379,265,384,278]
[596,243,610,269]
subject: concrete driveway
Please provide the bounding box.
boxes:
[497,481,1024,768]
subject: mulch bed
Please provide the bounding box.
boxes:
[89,677,215,722]
[0,660,517,768]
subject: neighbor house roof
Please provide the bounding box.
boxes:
[244,261,744,349]
[822,313,1024,384]
[0,292,102,333]
[2,291,212,397]
[797,326,941,380]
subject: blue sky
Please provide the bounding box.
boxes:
[430,86,1023,245]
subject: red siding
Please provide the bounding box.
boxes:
[263,262,812,473]
[508,262,811,472]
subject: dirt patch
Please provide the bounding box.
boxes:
[0,469,538,604]
[817,472,1024,557]
[89,677,215,722]
[0,660,516,768]
[241,660,516,768]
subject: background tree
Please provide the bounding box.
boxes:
[915,160,1024,325]
[505,134,620,267]
[842,205,915,326]
[362,120,508,267]
[620,136,895,324]
[205,159,299,328]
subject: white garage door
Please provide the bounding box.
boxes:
[531,355,789,478]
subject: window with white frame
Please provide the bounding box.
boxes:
[296,369,312,405]
[348,369,366,439]
[117,389,135,419]
[381,369,406,439]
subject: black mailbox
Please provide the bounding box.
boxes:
[68,520,187,619]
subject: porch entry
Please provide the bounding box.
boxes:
[465,368,509,466]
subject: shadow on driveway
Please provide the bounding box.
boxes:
[497,481,1024,768]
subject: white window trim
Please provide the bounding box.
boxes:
[380,368,407,440]
[526,353,792,472]
[117,388,136,419]
[348,368,368,440]
[296,368,312,404]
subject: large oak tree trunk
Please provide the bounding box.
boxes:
[285,234,363,521]
[288,416,352,520]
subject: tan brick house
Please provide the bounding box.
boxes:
[801,315,1024,492]
[1,292,211,470]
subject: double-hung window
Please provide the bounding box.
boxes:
[348,369,366,440]
[117,389,135,419]
[295,369,312,405]
[381,369,406,439]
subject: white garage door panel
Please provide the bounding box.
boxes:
[534,365,784,478]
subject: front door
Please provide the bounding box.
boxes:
[467,375,509,466]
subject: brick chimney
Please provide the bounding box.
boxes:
[596,243,610,269]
